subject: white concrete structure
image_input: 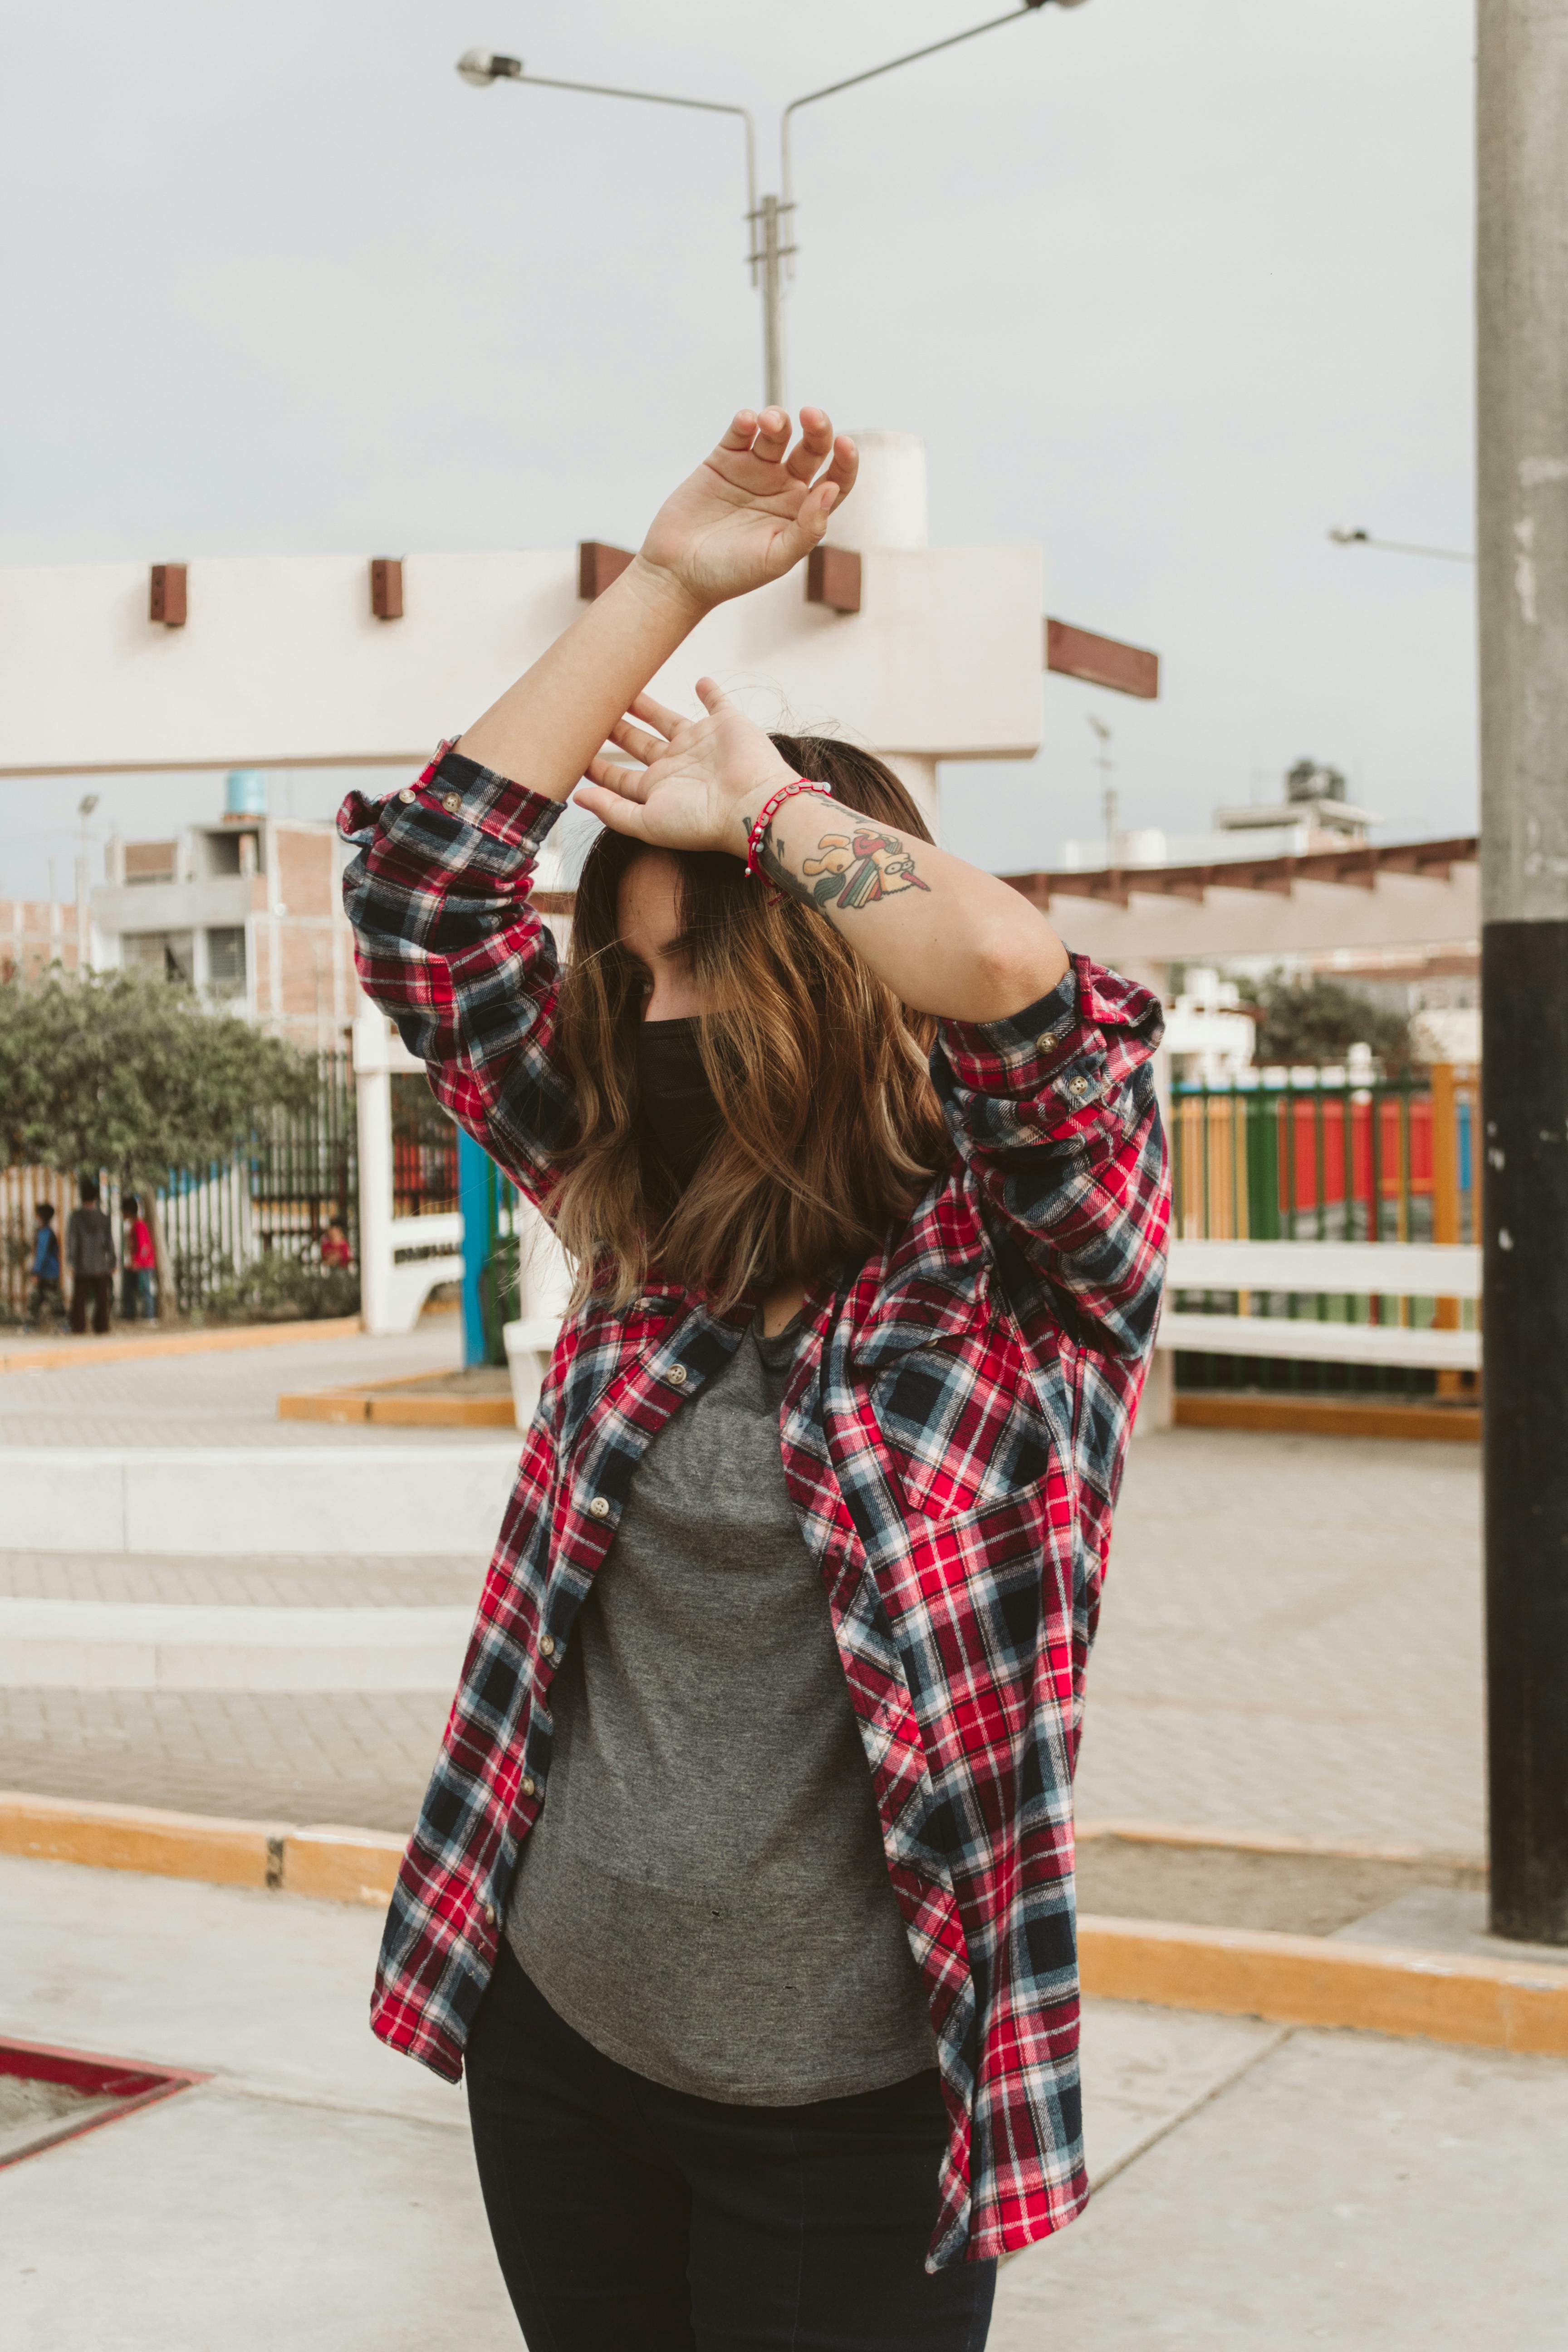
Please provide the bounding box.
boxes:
[1022,858,1480,973]
[0,1599,469,1692]
[0,1443,520,1556]
[352,1007,465,1334]
[0,440,1043,835]
[1161,968,1257,1083]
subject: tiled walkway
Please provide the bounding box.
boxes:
[0,1325,470,1449]
[1075,1426,1485,1857]
[0,1382,1485,1856]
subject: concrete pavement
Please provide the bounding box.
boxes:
[1074,1426,1484,1856]
[4,1852,1566,2347]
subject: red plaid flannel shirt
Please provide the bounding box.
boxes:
[338,745,1169,2269]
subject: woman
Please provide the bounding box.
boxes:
[341,406,1168,2352]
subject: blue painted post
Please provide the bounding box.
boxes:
[456,1127,490,1368]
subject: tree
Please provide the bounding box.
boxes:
[0,968,315,1182]
[0,969,322,1319]
[1248,973,1417,1073]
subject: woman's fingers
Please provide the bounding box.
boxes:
[573,781,654,840]
[785,407,835,484]
[819,431,858,505]
[627,691,686,739]
[765,478,842,574]
[583,755,653,804]
[717,409,760,454]
[749,405,793,464]
[694,677,735,716]
[607,718,665,768]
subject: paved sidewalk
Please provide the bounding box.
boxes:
[0,1690,447,1828]
[1076,1427,1484,1856]
[0,1326,471,1449]
[4,1853,1565,2348]
[0,1427,1485,1853]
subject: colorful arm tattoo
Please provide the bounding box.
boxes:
[756,821,931,913]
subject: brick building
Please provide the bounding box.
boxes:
[0,898,86,981]
[88,798,363,1050]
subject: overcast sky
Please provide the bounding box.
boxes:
[1,0,1475,899]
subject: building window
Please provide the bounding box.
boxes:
[203,828,261,878]
[122,931,195,985]
[124,841,178,886]
[206,926,247,1000]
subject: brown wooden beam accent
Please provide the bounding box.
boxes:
[1001,835,1479,908]
[369,558,404,621]
[1044,617,1159,699]
[149,564,187,627]
[805,545,862,613]
[578,542,634,600]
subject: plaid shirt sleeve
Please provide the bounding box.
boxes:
[931,953,1169,1362]
[337,745,574,1201]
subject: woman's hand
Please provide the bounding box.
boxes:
[575,680,794,855]
[637,407,857,610]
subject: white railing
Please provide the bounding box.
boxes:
[1140,1237,1482,1430]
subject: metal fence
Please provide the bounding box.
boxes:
[1170,1063,1480,1398]
[1,1053,364,1326]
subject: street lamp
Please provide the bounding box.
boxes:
[1084,713,1117,868]
[1328,526,1475,564]
[456,2,1090,408]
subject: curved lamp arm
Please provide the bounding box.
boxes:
[458,53,759,279]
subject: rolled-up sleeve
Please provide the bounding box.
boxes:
[338,744,575,1206]
[932,954,1169,1360]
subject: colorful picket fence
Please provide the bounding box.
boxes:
[1169,1063,1480,1398]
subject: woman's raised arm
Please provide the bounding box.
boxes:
[456,407,857,799]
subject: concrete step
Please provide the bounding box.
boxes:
[0,1598,470,1691]
[0,1444,519,1557]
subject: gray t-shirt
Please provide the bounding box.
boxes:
[506,1314,936,2105]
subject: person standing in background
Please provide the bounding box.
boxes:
[120,1193,157,1321]
[27,1203,66,1329]
[320,1218,352,1270]
[66,1177,116,1335]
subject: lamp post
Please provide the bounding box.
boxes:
[456,1,1089,408]
[1328,526,1475,564]
[1085,713,1117,869]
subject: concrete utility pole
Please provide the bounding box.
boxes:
[1476,0,1568,1946]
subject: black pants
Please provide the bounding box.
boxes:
[70,1274,112,1334]
[466,1945,995,2352]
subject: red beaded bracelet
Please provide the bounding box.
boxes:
[743,777,833,894]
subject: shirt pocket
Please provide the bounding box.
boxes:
[858,1306,1055,1525]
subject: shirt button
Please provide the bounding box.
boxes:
[588,1495,610,1518]
[1071,1075,1090,1094]
[398,788,416,804]
[668,1364,688,1386]
[539,1634,556,1657]
[482,1902,496,1927]
[1035,1030,1057,1053]
[442,791,462,814]
[521,1774,537,1798]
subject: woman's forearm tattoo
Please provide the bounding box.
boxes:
[755,819,931,913]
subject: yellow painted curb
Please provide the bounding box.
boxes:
[1079,1913,1568,2057]
[0,1317,363,1374]
[282,1823,406,1906]
[279,1373,514,1429]
[10,1793,1561,2059]
[0,1789,285,1889]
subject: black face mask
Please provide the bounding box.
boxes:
[635,1017,723,1188]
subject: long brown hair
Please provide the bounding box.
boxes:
[550,734,951,1309]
